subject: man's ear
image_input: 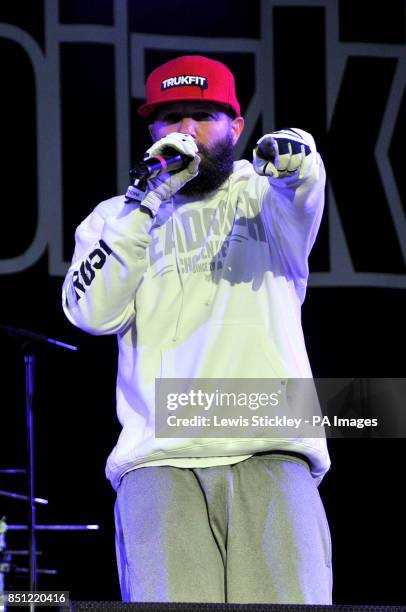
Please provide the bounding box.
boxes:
[231,116,245,145]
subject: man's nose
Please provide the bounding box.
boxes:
[177,117,197,136]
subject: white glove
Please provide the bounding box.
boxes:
[253,128,313,179]
[141,133,200,216]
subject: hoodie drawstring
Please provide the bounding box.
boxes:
[170,179,235,342]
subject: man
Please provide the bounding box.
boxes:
[62,55,332,604]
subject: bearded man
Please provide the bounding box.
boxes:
[62,55,332,605]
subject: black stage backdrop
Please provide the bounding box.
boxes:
[0,0,405,605]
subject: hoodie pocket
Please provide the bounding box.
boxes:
[160,323,285,379]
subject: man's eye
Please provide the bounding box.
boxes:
[159,112,216,123]
[162,113,183,123]
[193,112,214,121]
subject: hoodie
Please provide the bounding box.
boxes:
[62,147,330,490]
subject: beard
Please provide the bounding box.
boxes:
[178,132,235,197]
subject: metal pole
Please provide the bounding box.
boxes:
[24,353,37,592]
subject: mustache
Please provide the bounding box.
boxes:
[196,143,209,157]
[196,138,234,160]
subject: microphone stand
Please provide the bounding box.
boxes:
[25,350,37,592]
[0,324,77,592]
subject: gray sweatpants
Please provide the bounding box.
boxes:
[114,452,332,604]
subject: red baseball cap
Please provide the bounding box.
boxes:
[138,55,241,119]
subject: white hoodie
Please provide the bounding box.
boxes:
[62,142,330,490]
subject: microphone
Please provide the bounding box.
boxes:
[129,147,192,180]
